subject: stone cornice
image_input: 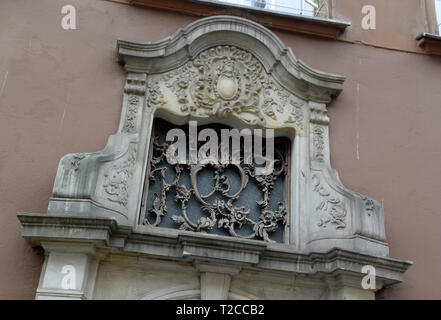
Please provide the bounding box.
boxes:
[125,0,350,38]
[17,212,412,287]
[416,32,441,56]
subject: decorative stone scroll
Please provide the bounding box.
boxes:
[103,145,137,208]
[312,174,346,229]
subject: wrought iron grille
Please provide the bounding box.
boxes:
[141,119,291,243]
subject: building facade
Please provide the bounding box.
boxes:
[0,0,440,299]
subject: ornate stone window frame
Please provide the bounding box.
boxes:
[18,16,411,300]
[114,15,386,254]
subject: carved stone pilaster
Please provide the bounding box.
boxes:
[122,96,140,133]
[309,101,330,125]
[121,73,147,134]
[309,102,330,168]
[122,72,146,134]
[124,72,147,96]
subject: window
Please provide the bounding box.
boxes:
[141,119,291,243]
[436,0,441,34]
[216,0,328,17]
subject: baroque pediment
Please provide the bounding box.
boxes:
[117,16,345,104]
[147,45,307,129]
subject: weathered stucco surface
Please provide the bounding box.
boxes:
[0,0,440,299]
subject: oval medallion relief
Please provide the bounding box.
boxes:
[217,75,237,100]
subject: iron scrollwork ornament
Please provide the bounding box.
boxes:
[143,134,288,243]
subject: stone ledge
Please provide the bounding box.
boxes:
[124,0,350,39]
[17,212,412,287]
[416,33,441,56]
[36,289,86,300]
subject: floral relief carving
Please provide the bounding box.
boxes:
[312,174,346,229]
[285,99,305,129]
[146,78,166,108]
[103,145,137,208]
[157,46,299,126]
[161,63,196,111]
[312,125,326,162]
[123,95,139,133]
